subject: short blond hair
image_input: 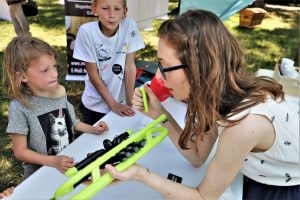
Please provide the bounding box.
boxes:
[92,0,126,6]
[2,36,57,107]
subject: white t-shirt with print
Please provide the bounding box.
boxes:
[73,17,145,113]
[238,96,299,186]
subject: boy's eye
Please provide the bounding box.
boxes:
[101,7,122,11]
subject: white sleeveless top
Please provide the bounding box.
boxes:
[240,96,299,186]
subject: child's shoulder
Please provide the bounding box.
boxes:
[10,99,22,108]
[80,21,98,31]
[122,16,136,25]
[9,99,27,113]
[54,85,67,98]
[119,17,139,33]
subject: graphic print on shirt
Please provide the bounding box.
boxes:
[285,173,292,182]
[112,64,124,80]
[38,107,73,155]
[130,30,136,38]
[96,43,111,62]
[116,42,128,54]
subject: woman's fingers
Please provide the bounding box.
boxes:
[144,84,159,103]
[132,88,145,111]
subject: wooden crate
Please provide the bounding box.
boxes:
[240,8,267,28]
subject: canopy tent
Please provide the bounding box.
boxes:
[0,0,11,21]
[180,0,255,21]
[127,0,169,30]
[128,0,255,30]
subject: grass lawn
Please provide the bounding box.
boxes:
[0,0,299,192]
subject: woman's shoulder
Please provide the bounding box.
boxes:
[221,114,275,152]
[249,96,298,118]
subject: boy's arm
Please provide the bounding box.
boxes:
[85,62,134,116]
[11,134,74,173]
[124,52,136,106]
[85,62,118,108]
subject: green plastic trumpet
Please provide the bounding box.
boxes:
[140,87,149,112]
[53,114,168,200]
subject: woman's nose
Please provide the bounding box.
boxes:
[155,68,164,80]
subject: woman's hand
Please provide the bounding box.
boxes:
[132,84,166,119]
[105,164,145,181]
[93,121,109,134]
[83,164,143,186]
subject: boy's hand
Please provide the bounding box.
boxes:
[111,103,135,117]
[53,155,74,174]
[94,121,109,134]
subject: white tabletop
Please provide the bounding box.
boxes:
[8,97,243,200]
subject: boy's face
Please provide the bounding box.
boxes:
[92,0,127,37]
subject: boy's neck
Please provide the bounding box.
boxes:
[98,21,118,37]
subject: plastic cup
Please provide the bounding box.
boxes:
[150,76,172,102]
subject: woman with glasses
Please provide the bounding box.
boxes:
[105,9,299,200]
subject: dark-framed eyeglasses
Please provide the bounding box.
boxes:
[157,61,188,80]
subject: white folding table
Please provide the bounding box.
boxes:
[8,97,243,200]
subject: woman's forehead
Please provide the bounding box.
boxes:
[158,40,179,62]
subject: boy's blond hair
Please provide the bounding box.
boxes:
[92,0,127,6]
[2,36,58,107]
